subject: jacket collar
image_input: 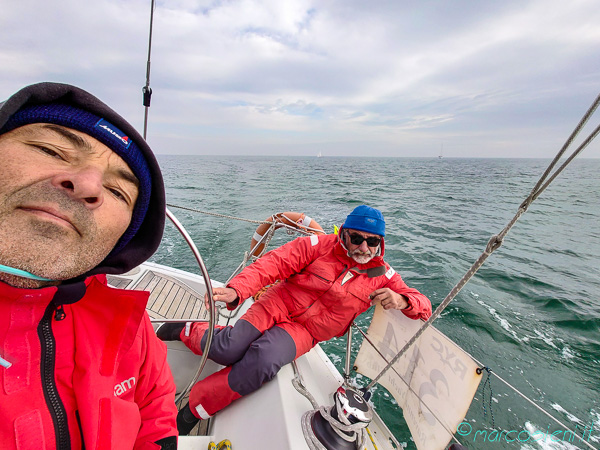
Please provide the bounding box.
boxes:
[0,274,107,305]
[0,273,146,312]
[0,278,58,300]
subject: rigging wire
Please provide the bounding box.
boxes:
[524,92,600,206]
[363,92,600,393]
[142,0,156,140]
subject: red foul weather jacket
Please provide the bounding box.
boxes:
[0,275,177,450]
[228,233,432,344]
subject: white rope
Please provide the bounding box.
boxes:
[302,411,329,450]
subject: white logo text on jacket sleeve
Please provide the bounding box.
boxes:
[114,377,136,397]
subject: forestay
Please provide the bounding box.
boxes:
[354,305,481,450]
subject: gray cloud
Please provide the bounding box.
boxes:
[1,0,599,158]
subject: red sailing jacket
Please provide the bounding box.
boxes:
[228,233,432,342]
[0,275,178,450]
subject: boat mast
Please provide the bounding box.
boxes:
[142,0,156,140]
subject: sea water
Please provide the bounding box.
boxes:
[151,155,600,449]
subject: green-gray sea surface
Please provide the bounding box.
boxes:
[152,155,600,449]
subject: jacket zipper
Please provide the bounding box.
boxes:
[55,304,66,321]
[38,303,71,450]
[75,410,86,449]
[308,272,331,283]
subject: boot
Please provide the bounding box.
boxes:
[156,322,186,341]
[177,402,200,435]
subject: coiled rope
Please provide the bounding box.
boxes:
[292,361,371,450]
[301,407,367,450]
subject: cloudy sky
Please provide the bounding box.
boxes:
[1,0,599,158]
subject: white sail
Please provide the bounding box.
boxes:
[354,304,482,450]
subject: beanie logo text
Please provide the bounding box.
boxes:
[94,118,132,149]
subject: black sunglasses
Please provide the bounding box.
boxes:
[347,232,381,247]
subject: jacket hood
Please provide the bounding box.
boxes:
[0,82,165,279]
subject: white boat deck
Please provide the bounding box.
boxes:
[109,266,209,321]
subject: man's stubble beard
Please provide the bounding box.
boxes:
[0,183,117,287]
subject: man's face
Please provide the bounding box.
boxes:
[0,123,139,287]
[344,228,381,264]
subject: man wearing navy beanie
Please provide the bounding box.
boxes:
[0,83,177,448]
[160,204,432,434]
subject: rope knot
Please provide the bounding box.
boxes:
[479,366,496,428]
[485,235,503,254]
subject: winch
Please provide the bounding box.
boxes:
[302,386,372,450]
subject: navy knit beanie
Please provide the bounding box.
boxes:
[343,205,386,236]
[1,103,152,253]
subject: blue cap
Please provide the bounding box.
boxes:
[343,205,385,236]
[1,103,152,253]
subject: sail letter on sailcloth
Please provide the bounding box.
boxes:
[354,305,482,450]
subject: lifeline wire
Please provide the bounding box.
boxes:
[166,204,327,235]
[166,204,272,224]
[364,92,600,392]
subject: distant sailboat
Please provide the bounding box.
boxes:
[439,143,444,159]
[317,151,323,158]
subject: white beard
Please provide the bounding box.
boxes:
[349,249,375,264]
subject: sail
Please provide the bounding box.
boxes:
[354,305,481,450]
